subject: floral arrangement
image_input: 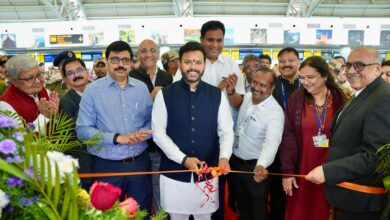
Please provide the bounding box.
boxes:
[0,112,166,220]
[376,143,390,220]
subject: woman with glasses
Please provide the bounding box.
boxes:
[0,54,59,129]
[279,56,345,220]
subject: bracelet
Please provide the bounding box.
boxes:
[227,89,235,96]
[181,156,188,166]
[113,133,120,145]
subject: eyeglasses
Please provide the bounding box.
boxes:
[109,57,131,65]
[343,62,378,72]
[65,67,85,78]
[244,64,260,69]
[18,72,44,84]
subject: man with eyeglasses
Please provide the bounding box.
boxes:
[229,69,284,220]
[76,41,153,213]
[0,54,59,130]
[306,47,390,220]
[242,54,261,93]
[59,57,93,190]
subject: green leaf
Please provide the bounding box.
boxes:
[37,202,59,220]
[61,187,71,219]
[0,158,32,183]
[46,155,53,199]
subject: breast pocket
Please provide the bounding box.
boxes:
[245,117,266,139]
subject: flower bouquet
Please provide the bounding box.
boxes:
[376,143,390,220]
[0,112,166,219]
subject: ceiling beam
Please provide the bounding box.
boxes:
[38,0,64,20]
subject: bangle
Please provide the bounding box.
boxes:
[227,89,235,96]
[113,133,120,145]
[181,156,188,166]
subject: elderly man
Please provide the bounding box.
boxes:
[59,57,93,190]
[161,50,181,82]
[152,41,234,220]
[306,47,390,220]
[242,54,261,93]
[76,41,153,213]
[0,55,59,129]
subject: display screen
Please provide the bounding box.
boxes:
[44,54,55,62]
[81,53,92,61]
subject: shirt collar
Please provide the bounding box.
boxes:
[206,54,225,65]
[105,73,135,87]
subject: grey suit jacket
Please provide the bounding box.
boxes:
[323,77,390,213]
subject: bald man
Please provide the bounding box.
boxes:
[306,47,390,220]
[130,39,172,100]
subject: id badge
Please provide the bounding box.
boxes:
[313,134,329,148]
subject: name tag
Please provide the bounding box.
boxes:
[313,134,329,148]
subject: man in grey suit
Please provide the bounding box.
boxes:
[306,47,390,219]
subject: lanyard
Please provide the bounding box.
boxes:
[312,92,328,135]
[280,77,300,109]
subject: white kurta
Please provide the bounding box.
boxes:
[152,89,234,214]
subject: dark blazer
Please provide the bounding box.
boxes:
[323,77,390,213]
[59,89,93,175]
[130,67,173,92]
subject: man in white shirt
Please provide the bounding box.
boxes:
[152,41,234,220]
[200,20,245,219]
[230,69,284,220]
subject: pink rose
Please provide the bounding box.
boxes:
[118,197,138,217]
[90,181,121,211]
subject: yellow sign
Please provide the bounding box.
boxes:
[387,52,390,60]
[304,51,312,59]
[75,52,81,59]
[222,49,231,57]
[263,49,271,56]
[231,49,240,60]
[49,34,84,45]
[37,54,44,63]
[314,50,321,57]
[272,49,279,61]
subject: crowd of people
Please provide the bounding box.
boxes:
[0,20,390,220]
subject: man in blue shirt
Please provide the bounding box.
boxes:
[76,40,153,212]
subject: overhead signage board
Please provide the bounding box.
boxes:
[49,34,84,45]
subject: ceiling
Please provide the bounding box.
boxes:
[1,0,390,22]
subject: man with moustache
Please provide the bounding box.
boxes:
[242,54,261,93]
[59,57,94,190]
[230,69,284,220]
[76,41,153,213]
[152,41,234,220]
[306,47,390,220]
[130,39,173,100]
[270,47,301,220]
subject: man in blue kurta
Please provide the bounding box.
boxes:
[152,41,234,220]
[76,41,153,213]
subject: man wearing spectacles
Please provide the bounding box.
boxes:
[242,54,261,93]
[0,54,59,130]
[306,47,390,220]
[76,41,153,214]
[59,57,92,190]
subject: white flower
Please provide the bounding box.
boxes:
[0,189,10,218]
[46,151,79,182]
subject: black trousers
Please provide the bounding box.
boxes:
[336,209,382,220]
[230,154,270,220]
[268,153,285,220]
